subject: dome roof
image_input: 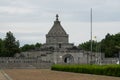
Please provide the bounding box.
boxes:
[47,14,68,37]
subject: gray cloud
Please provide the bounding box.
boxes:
[0,0,120,46]
[0,0,120,22]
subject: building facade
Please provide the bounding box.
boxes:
[0,15,119,69]
[20,14,102,64]
[42,14,73,49]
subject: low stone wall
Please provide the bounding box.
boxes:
[0,57,52,69]
[101,58,119,65]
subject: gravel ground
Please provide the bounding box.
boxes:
[4,69,120,80]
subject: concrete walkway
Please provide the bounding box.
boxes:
[0,69,13,80]
[0,70,8,80]
[4,69,120,80]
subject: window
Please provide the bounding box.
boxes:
[59,44,61,48]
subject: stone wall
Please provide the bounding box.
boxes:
[101,58,119,65]
[20,50,103,65]
[52,51,85,64]
[0,57,52,69]
[46,36,68,44]
[0,51,119,69]
[42,43,74,49]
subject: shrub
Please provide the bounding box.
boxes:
[51,64,120,77]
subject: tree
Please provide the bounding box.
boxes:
[79,33,120,58]
[101,33,120,57]
[0,39,2,54]
[21,44,35,52]
[79,40,99,52]
[3,31,20,57]
[0,38,5,56]
[20,43,42,52]
[35,43,42,48]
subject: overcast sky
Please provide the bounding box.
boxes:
[0,0,120,46]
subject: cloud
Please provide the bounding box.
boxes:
[0,21,120,46]
[0,0,120,22]
[0,6,33,15]
[0,0,120,46]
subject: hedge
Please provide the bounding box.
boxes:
[51,64,120,77]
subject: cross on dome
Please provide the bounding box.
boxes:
[56,14,59,21]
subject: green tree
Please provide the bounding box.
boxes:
[35,43,42,48]
[101,33,120,57]
[79,33,120,58]
[79,40,99,52]
[0,38,5,56]
[3,31,20,57]
[0,39,2,54]
[21,44,35,52]
[21,43,42,52]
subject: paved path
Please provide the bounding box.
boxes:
[4,69,120,80]
[0,70,8,80]
[0,69,13,80]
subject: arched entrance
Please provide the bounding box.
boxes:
[63,54,74,63]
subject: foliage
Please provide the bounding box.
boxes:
[79,33,120,57]
[0,31,42,56]
[35,43,42,48]
[101,33,120,57]
[20,43,42,52]
[0,39,2,55]
[51,64,120,77]
[0,39,5,56]
[0,31,20,57]
[79,40,99,52]
[20,44,35,51]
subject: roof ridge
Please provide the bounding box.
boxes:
[47,15,68,36]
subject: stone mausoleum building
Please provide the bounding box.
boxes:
[42,14,73,49]
[20,14,102,64]
[0,14,119,69]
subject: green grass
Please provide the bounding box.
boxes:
[51,64,120,77]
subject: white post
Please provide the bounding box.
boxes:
[90,8,93,64]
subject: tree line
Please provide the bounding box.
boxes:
[0,31,120,57]
[79,33,120,57]
[0,31,42,57]
[20,43,42,52]
[0,31,20,57]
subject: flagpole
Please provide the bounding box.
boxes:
[90,8,93,64]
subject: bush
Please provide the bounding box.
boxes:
[51,64,120,77]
